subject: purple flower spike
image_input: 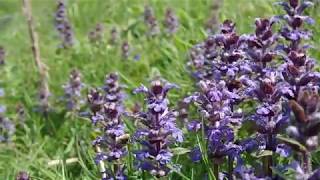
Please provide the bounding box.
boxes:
[87,73,128,180]
[55,0,75,48]
[62,69,84,112]
[277,0,318,100]
[184,78,244,168]
[0,60,15,143]
[144,6,160,36]
[0,110,15,143]
[132,79,182,177]
[121,41,130,59]
[164,8,179,35]
[109,27,118,45]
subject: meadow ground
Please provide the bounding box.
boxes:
[0,0,320,179]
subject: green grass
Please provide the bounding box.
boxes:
[0,0,319,179]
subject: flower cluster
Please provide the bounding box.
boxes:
[188,20,249,83]
[121,41,130,59]
[242,17,291,174]
[87,73,128,180]
[132,79,183,177]
[277,0,319,99]
[37,82,50,115]
[144,6,160,36]
[55,0,74,48]
[0,103,14,144]
[62,69,84,112]
[164,8,179,35]
[15,171,30,180]
[276,0,320,176]
[184,80,242,165]
[0,57,15,143]
[243,17,278,77]
[88,23,104,43]
[0,111,15,143]
[186,19,255,179]
[109,27,118,45]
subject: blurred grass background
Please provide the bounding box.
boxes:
[0,0,319,179]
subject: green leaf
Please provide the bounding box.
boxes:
[171,147,191,155]
[277,136,307,153]
[167,164,191,180]
[254,150,273,158]
[64,137,75,154]
[271,166,291,179]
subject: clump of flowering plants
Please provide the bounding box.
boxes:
[131,79,183,178]
[186,19,250,179]
[184,80,245,179]
[275,0,320,178]
[185,0,320,179]
[239,16,293,177]
[88,73,129,180]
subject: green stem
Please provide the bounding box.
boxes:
[213,162,219,180]
[302,151,312,174]
[127,143,133,174]
[142,170,147,180]
[263,133,273,177]
[228,156,234,180]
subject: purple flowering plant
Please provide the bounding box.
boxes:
[121,41,130,60]
[164,8,179,35]
[62,69,84,112]
[131,79,183,177]
[144,6,160,36]
[80,1,320,179]
[0,55,15,143]
[186,19,251,179]
[88,73,129,180]
[55,0,75,48]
